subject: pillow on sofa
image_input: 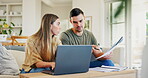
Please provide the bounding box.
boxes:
[0,44,19,75]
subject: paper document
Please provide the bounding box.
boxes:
[96,37,123,60]
[89,65,127,72]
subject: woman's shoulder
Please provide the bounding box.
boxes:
[53,36,62,45]
[53,36,60,41]
[27,35,38,43]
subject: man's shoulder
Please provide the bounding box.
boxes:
[61,28,73,35]
[65,28,72,33]
[83,29,93,35]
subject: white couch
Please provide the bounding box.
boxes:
[0,47,125,78]
[103,47,125,66]
[0,50,25,78]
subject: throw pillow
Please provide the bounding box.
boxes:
[0,44,19,75]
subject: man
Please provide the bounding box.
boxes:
[60,8,114,68]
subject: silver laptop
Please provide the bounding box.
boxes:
[42,45,92,75]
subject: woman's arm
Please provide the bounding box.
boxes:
[35,61,55,70]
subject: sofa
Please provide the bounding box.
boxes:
[0,47,128,78]
[0,50,25,78]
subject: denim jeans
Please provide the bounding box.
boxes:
[89,59,114,68]
[20,68,50,73]
[20,60,114,73]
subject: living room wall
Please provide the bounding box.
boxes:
[41,2,72,20]
[72,0,106,46]
[41,2,72,34]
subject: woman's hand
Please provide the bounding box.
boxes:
[49,62,55,70]
[35,61,55,70]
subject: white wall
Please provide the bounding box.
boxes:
[22,0,41,36]
[131,0,148,67]
[132,0,147,47]
[142,39,148,78]
[41,2,72,35]
[140,0,148,78]
[72,0,105,45]
[41,2,72,20]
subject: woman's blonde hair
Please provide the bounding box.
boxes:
[33,14,59,62]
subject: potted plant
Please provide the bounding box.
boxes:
[0,19,15,35]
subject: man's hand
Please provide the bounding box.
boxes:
[92,45,102,53]
[97,53,112,60]
[92,45,112,60]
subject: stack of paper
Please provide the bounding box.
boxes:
[89,65,128,72]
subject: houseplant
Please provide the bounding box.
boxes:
[0,19,15,35]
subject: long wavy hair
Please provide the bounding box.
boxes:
[32,14,59,62]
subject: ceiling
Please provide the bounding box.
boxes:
[0,0,72,7]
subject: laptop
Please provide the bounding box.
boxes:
[42,45,92,75]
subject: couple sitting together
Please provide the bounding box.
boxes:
[20,8,114,73]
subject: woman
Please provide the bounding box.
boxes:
[21,14,61,73]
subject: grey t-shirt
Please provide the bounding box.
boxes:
[60,29,98,61]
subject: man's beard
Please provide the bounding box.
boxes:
[76,26,83,32]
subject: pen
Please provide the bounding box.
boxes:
[95,48,103,52]
[95,43,103,52]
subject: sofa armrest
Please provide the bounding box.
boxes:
[102,47,125,66]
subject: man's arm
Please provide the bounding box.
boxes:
[89,32,111,60]
[89,33,97,45]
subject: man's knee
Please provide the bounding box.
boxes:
[102,59,114,66]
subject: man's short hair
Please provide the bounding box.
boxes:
[70,8,84,18]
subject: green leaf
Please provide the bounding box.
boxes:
[146,12,148,20]
[10,22,15,26]
[0,19,6,21]
[114,0,125,18]
[3,22,6,25]
[19,29,22,36]
[3,19,6,21]
[0,25,2,28]
[2,30,7,34]
[8,29,12,34]
[9,26,13,29]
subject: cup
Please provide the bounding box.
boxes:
[10,12,13,15]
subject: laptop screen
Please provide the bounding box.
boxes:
[53,45,92,75]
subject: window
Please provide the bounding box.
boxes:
[105,0,126,66]
[105,0,147,68]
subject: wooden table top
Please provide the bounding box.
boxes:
[19,69,137,78]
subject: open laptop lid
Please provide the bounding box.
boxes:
[53,45,92,75]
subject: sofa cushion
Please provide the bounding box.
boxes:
[0,44,19,75]
[8,50,25,68]
[4,46,25,51]
[0,75,18,78]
